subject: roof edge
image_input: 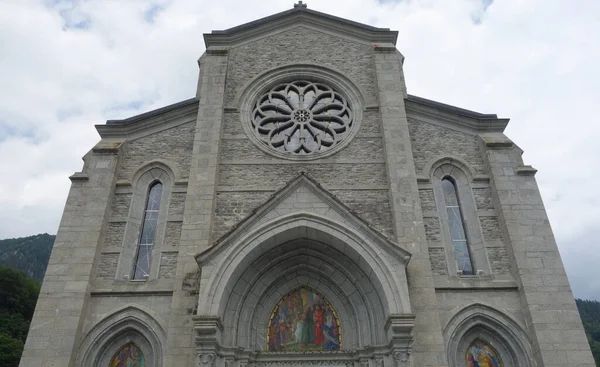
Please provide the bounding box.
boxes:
[105,97,198,125]
[204,7,398,48]
[406,95,498,119]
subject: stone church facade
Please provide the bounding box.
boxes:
[20,4,594,367]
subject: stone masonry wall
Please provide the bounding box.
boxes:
[117,122,195,181]
[224,27,378,106]
[215,30,391,242]
[408,119,486,176]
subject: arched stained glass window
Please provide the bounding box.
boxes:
[267,287,341,352]
[133,182,163,280]
[466,339,504,367]
[110,342,146,367]
[442,178,474,275]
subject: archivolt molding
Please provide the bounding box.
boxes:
[130,159,178,184]
[196,212,411,318]
[77,305,166,367]
[224,241,389,349]
[444,303,533,367]
[426,156,475,184]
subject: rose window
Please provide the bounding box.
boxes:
[251,81,353,155]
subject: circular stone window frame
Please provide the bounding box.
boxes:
[237,64,365,161]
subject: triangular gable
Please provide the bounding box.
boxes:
[204,4,398,48]
[197,173,411,265]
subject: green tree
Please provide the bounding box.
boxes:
[576,298,600,366]
[0,333,24,367]
[0,266,41,367]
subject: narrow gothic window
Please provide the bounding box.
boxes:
[110,342,146,366]
[133,182,163,280]
[466,339,503,367]
[442,178,474,275]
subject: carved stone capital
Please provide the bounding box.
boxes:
[199,352,216,367]
[392,351,410,367]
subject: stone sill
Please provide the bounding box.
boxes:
[433,276,518,291]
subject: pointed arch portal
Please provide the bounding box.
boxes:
[193,175,415,366]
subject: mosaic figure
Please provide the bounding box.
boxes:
[466,339,503,367]
[110,343,146,367]
[267,287,341,352]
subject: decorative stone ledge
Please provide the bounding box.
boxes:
[372,43,397,53]
[516,165,538,176]
[433,276,518,290]
[69,172,89,182]
[206,46,230,56]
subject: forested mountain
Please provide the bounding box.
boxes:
[0,233,55,283]
[0,266,40,366]
[576,298,600,365]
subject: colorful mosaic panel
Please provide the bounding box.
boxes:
[466,339,503,367]
[110,343,145,367]
[267,287,341,352]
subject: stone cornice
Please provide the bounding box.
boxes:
[204,7,398,48]
[95,97,198,139]
[405,94,509,133]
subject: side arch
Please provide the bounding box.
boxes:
[77,305,166,367]
[444,303,533,367]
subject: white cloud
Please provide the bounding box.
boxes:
[0,0,598,299]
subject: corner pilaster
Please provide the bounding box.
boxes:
[165,46,229,366]
[373,44,448,367]
[480,132,595,366]
[19,141,121,367]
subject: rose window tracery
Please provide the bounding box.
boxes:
[251,81,353,155]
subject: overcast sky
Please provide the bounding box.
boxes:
[0,0,598,300]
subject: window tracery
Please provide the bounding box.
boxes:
[251,81,353,155]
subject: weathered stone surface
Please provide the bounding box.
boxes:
[488,247,510,274]
[225,27,378,106]
[169,192,186,216]
[218,163,387,188]
[159,252,178,279]
[480,216,503,241]
[331,190,394,238]
[424,217,441,242]
[111,193,132,217]
[164,222,182,247]
[213,191,273,240]
[408,119,486,175]
[220,137,385,162]
[473,187,494,210]
[428,248,448,275]
[419,189,436,211]
[97,253,119,280]
[104,222,125,250]
[118,122,195,180]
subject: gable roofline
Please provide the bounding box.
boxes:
[197,172,411,265]
[95,97,198,139]
[405,94,510,132]
[204,6,398,48]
